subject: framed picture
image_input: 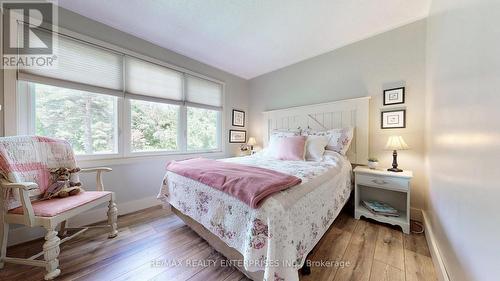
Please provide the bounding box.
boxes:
[229,130,246,143]
[381,110,406,129]
[232,109,245,127]
[383,87,405,105]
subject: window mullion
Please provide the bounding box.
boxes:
[17,81,33,135]
[179,105,187,152]
[123,98,133,156]
[28,83,36,134]
[216,112,222,151]
[120,55,127,157]
[180,73,188,152]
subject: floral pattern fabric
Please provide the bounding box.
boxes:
[158,152,352,281]
[301,128,354,155]
[0,136,79,210]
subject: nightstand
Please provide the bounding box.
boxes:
[353,166,413,234]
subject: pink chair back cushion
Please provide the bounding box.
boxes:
[8,191,111,217]
[274,136,307,161]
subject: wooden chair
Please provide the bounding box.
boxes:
[0,138,118,280]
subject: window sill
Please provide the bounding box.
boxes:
[77,150,226,168]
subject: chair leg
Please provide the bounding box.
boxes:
[0,222,9,269]
[43,227,61,280]
[107,199,118,238]
[59,220,68,237]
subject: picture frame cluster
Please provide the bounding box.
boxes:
[381,87,406,129]
[230,109,246,143]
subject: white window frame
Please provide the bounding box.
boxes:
[17,81,124,160]
[124,100,223,157]
[4,24,226,163]
[185,105,222,153]
[124,98,182,157]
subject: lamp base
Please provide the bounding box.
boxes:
[388,150,403,172]
[387,167,403,172]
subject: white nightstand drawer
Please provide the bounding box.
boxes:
[356,174,409,192]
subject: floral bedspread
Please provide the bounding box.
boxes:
[157,151,352,281]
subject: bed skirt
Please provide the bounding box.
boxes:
[172,206,267,280]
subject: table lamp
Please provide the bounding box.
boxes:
[385,136,409,172]
[247,137,257,150]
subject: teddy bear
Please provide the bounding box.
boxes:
[43,167,83,199]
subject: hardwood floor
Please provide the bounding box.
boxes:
[0,206,437,281]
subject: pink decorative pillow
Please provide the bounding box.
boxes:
[274,136,307,161]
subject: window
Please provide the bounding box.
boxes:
[125,58,223,155]
[187,107,220,151]
[32,82,118,155]
[14,28,224,159]
[130,100,179,152]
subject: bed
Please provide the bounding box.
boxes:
[158,97,370,281]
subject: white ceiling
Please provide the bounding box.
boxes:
[57,0,430,79]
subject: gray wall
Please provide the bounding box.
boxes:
[0,15,4,136]
[426,0,500,280]
[248,20,428,210]
[0,68,3,137]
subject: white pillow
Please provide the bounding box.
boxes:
[305,135,329,161]
[262,135,280,158]
[301,127,354,155]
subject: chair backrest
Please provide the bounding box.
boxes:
[0,136,78,209]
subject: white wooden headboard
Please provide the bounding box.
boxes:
[262,97,370,164]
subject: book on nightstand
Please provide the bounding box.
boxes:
[362,200,400,217]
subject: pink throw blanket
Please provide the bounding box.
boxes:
[166,158,301,208]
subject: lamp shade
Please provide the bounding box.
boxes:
[385,136,409,150]
[247,137,257,146]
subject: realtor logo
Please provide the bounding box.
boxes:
[2,1,58,69]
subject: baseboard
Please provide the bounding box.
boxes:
[7,196,162,246]
[422,210,450,281]
[7,226,47,247]
[67,196,163,227]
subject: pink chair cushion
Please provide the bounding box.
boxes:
[8,191,112,217]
